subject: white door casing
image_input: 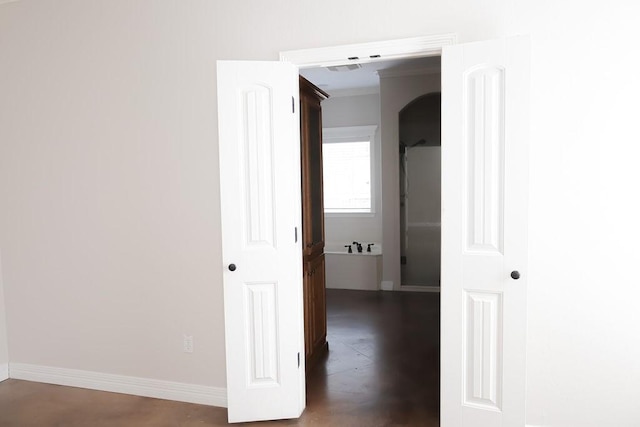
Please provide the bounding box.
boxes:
[217,61,305,423]
[441,37,530,427]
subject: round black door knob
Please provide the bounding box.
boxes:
[511,271,520,280]
[228,264,237,272]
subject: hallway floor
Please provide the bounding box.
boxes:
[0,290,440,426]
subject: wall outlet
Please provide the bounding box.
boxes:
[183,335,194,353]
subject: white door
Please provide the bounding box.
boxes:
[217,61,305,423]
[441,37,530,426]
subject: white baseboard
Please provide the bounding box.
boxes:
[0,363,8,382]
[380,281,394,291]
[9,363,227,408]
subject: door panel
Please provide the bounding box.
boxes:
[217,60,305,423]
[299,83,326,260]
[302,254,327,368]
[441,37,530,427]
[310,255,326,352]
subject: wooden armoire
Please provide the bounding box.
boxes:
[299,76,329,374]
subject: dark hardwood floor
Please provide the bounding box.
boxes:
[0,289,440,426]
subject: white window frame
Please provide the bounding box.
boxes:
[323,125,378,217]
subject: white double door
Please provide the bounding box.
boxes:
[217,37,529,427]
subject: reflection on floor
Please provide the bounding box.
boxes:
[0,289,440,426]
[303,289,440,426]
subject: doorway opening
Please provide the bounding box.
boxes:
[399,92,442,290]
[298,54,443,424]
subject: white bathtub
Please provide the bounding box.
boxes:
[324,243,382,291]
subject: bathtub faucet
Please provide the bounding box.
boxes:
[352,241,363,253]
[344,245,353,253]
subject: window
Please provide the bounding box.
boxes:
[322,126,377,214]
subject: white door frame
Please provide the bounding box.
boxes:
[280,34,457,68]
[280,34,525,425]
[278,31,456,405]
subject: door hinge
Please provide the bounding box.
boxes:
[295,227,298,243]
[292,96,295,113]
[297,352,300,368]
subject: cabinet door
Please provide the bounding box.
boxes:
[299,77,328,375]
[303,254,327,371]
[300,78,326,260]
[311,255,327,351]
[303,267,314,357]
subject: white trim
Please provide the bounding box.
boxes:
[323,125,378,142]
[323,125,379,216]
[0,363,8,382]
[9,363,227,407]
[380,281,394,291]
[280,34,457,69]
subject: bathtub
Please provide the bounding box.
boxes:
[324,243,382,291]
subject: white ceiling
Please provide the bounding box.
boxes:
[299,55,440,95]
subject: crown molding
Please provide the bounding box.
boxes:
[328,86,380,98]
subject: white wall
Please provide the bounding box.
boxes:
[321,93,382,246]
[379,72,440,290]
[1,1,639,425]
[517,3,640,425]
[0,1,225,386]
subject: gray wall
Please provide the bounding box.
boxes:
[379,72,440,290]
[402,146,441,287]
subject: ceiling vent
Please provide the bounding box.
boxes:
[327,64,362,72]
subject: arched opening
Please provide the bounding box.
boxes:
[399,92,441,288]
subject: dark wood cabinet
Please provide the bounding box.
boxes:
[299,76,328,374]
[303,254,326,362]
